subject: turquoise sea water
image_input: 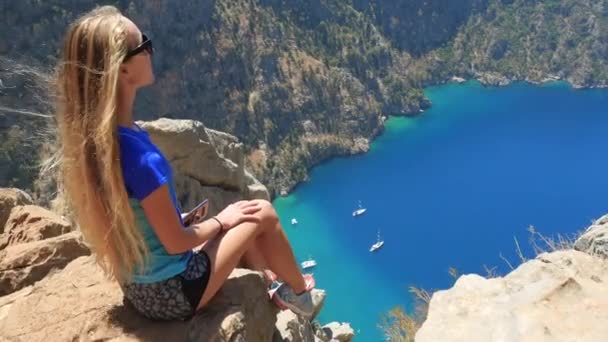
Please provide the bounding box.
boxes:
[273,81,608,341]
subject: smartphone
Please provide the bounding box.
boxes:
[182,199,209,225]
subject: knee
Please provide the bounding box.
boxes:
[255,200,279,227]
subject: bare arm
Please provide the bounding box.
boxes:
[140,184,221,254]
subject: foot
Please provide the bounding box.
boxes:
[264,270,314,288]
[302,273,315,291]
[271,274,316,318]
[263,269,278,287]
[272,284,314,318]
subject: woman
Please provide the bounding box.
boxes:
[55,5,314,321]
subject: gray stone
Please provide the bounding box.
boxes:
[321,322,355,342]
[138,118,270,211]
[475,72,512,86]
[274,310,315,342]
[574,214,608,259]
[310,289,326,320]
[273,289,326,342]
[140,119,245,191]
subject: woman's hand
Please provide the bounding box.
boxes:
[214,200,262,230]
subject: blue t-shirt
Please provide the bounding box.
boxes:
[118,124,192,283]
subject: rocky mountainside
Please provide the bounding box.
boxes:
[429,0,608,88]
[351,0,489,56]
[415,215,608,342]
[0,118,354,342]
[1,254,353,342]
[1,0,606,197]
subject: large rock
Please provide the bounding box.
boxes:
[310,289,327,321]
[139,119,270,210]
[245,170,272,200]
[174,176,241,218]
[140,119,245,191]
[274,310,316,342]
[320,322,355,342]
[276,319,354,342]
[416,250,608,342]
[0,257,279,341]
[273,289,327,342]
[475,72,512,87]
[0,205,71,250]
[47,118,270,216]
[0,231,90,296]
[0,188,33,234]
[574,214,608,259]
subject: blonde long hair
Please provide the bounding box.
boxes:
[55,6,147,282]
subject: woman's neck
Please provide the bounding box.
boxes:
[116,86,136,128]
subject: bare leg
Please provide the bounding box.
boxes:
[240,238,277,285]
[240,239,267,270]
[197,200,305,310]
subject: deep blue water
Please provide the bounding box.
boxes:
[273,81,608,341]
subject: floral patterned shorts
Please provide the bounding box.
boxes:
[122,251,211,321]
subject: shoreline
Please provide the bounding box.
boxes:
[275,76,607,199]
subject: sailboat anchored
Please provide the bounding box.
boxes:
[301,255,317,269]
[369,229,385,252]
[352,201,367,217]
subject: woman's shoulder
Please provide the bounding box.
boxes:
[118,128,168,169]
[118,127,150,150]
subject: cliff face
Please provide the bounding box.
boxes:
[0,0,425,196]
[0,255,352,342]
[429,0,608,88]
[1,118,264,297]
[0,118,352,342]
[416,215,608,342]
[1,0,607,196]
[351,0,489,56]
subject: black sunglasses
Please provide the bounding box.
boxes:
[124,34,154,61]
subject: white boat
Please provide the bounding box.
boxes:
[352,208,367,216]
[369,229,385,252]
[291,218,298,225]
[352,201,367,217]
[301,259,317,269]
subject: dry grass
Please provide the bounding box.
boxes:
[447,266,459,280]
[380,225,584,341]
[526,225,579,255]
[379,286,431,342]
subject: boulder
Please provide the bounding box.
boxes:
[140,119,245,190]
[0,205,71,250]
[273,289,326,342]
[310,289,326,320]
[0,257,279,342]
[475,72,511,86]
[274,310,316,342]
[574,214,608,259]
[321,322,355,342]
[416,250,608,342]
[0,188,33,233]
[0,231,90,296]
[139,118,270,212]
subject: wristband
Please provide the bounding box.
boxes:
[211,216,224,230]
